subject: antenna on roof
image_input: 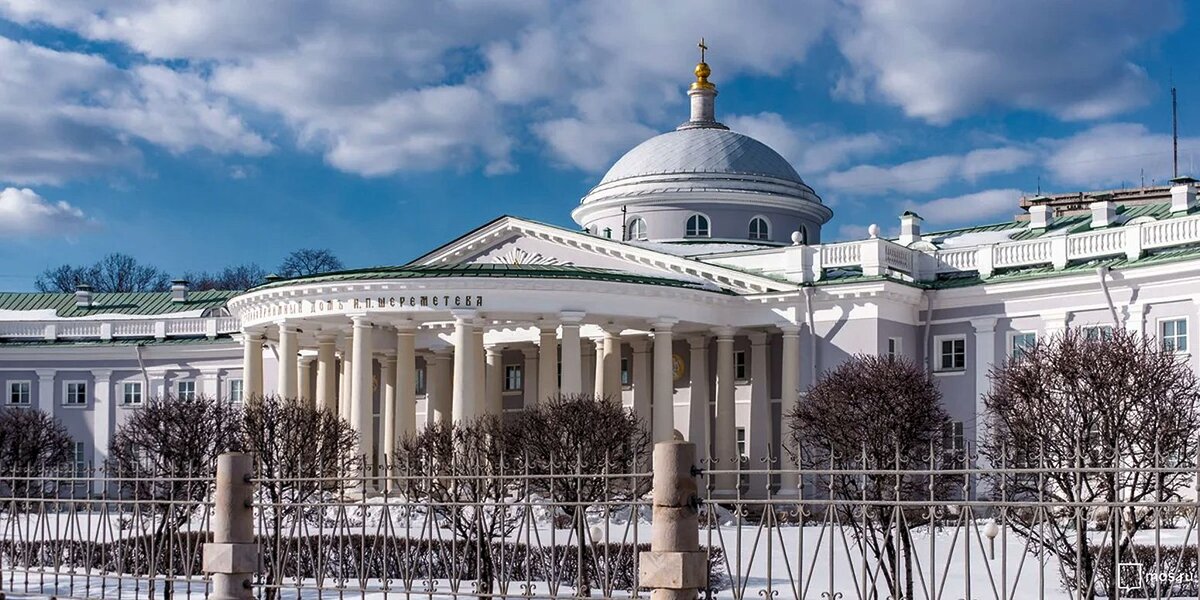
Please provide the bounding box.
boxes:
[1141,168,1145,189]
[1172,82,1179,178]
[621,205,628,241]
[1036,175,1041,195]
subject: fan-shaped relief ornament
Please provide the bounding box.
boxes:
[492,247,571,266]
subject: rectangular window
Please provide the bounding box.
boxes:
[64,382,88,406]
[73,441,87,472]
[1010,332,1037,358]
[122,381,143,406]
[1083,325,1114,341]
[886,338,901,359]
[735,427,747,461]
[734,351,747,380]
[415,368,426,395]
[620,357,631,387]
[228,379,244,405]
[938,337,966,371]
[176,380,196,400]
[504,365,523,391]
[942,421,965,466]
[1161,318,1188,354]
[8,381,30,405]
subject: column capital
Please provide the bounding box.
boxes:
[970,316,998,334]
[393,319,418,333]
[651,317,678,330]
[451,308,478,322]
[559,310,586,324]
[778,323,802,336]
[712,326,737,340]
[433,346,454,358]
[521,345,540,359]
[242,327,266,339]
[748,330,769,345]
[537,318,558,332]
[316,332,339,344]
[485,345,503,357]
[274,319,300,333]
[686,334,709,347]
[381,352,398,365]
[36,369,56,379]
[349,313,372,327]
[93,369,113,382]
[629,336,651,352]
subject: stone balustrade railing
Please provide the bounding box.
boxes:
[0,316,240,342]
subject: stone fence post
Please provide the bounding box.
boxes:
[203,452,257,600]
[640,439,706,600]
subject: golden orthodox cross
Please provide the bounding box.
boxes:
[698,38,707,62]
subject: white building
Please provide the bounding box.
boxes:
[3,58,1200,495]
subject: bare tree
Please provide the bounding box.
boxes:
[514,394,650,595]
[277,248,343,278]
[108,394,242,597]
[241,395,357,600]
[394,417,527,597]
[983,327,1200,599]
[787,354,952,600]
[35,252,170,293]
[183,264,268,290]
[0,407,74,499]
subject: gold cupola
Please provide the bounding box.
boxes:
[679,38,725,130]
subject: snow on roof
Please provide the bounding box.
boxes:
[929,229,1018,248]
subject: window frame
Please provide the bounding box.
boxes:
[504,364,523,392]
[748,216,771,241]
[685,213,711,238]
[176,379,197,400]
[121,380,144,407]
[1159,317,1189,355]
[1082,325,1114,341]
[733,350,748,381]
[886,338,901,359]
[228,378,244,404]
[7,380,31,406]
[63,380,88,407]
[934,335,967,372]
[72,441,87,473]
[627,217,648,241]
[620,357,631,388]
[1008,331,1037,359]
[415,367,427,395]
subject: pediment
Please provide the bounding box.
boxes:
[409,217,790,295]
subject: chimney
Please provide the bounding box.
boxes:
[898,211,923,246]
[170,279,189,303]
[74,284,93,308]
[1090,199,1116,228]
[1028,203,1052,230]
[1171,176,1198,214]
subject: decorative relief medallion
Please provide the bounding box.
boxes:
[493,247,571,266]
[672,354,686,381]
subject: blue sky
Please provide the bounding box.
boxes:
[0,1,1197,290]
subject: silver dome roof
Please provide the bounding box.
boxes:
[597,127,805,186]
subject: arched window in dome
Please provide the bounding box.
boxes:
[748,217,770,241]
[685,214,710,238]
[627,217,648,241]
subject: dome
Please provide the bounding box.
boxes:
[598,128,806,188]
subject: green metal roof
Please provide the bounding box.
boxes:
[249,263,734,294]
[0,335,235,348]
[0,290,236,318]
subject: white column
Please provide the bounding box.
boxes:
[970,317,998,458]
[93,370,112,475]
[36,369,55,414]
[651,319,677,442]
[713,328,737,492]
[242,331,264,399]
[779,324,802,496]
[601,330,623,403]
[395,326,417,439]
[381,352,397,463]
[537,324,558,404]
[559,312,584,395]
[485,345,504,416]
[581,341,596,396]
[630,338,652,425]
[473,324,486,415]
[199,367,221,400]
[433,347,454,424]
[297,357,314,405]
[747,331,771,492]
[350,315,374,461]
[686,335,709,454]
[592,338,605,397]
[1125,304,1146,335]
[339,341,353,422]
[521,347,539,410]
[316,334,338,412]
[451,311,478,422]
[148,370,166,402]
[276,321,299,399]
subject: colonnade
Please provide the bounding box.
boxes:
[240,311,804,494]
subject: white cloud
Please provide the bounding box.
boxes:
[834,0,1177,123]
[0,187,90,236]
[1044,123,1200,189]
[824,147,1034,195]
[904,188,1023,225]
[0,37,268,185]
[724,112,888,175]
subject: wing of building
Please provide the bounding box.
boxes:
[4,57,1200,496]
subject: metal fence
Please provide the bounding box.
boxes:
[3,445,1199,600]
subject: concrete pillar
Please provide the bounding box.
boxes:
[381,352,397,465]
[537,323,558,404]
[560,312,585,395]
[276,321,299,399]
[350,315,373,461]
[93,370,112,478]
[451,311,478,422]
[640,440,705,600]
[427,347,452,425]
[595,329,622,401]
[630,337,652,427]
[521,347,539,410]
[316,334,338,413]
[242,331,263,399]
[36,369,56,413]
[747,331,771,492]
[686,335,709,456]
[203,453,255,600]
[971,317,998,462]
[297,357,314,406]
[473,324,486,415]
[395,326,417,438]
[338,342,352,422]
[712,328,737,479]
[485,345,504,416]
[778,324,802,496]
[652,319,678,442]
[582,340,596,396]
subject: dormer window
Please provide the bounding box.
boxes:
[685,214,710,238]
[749,217,770,241]
[627,217,648,241]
